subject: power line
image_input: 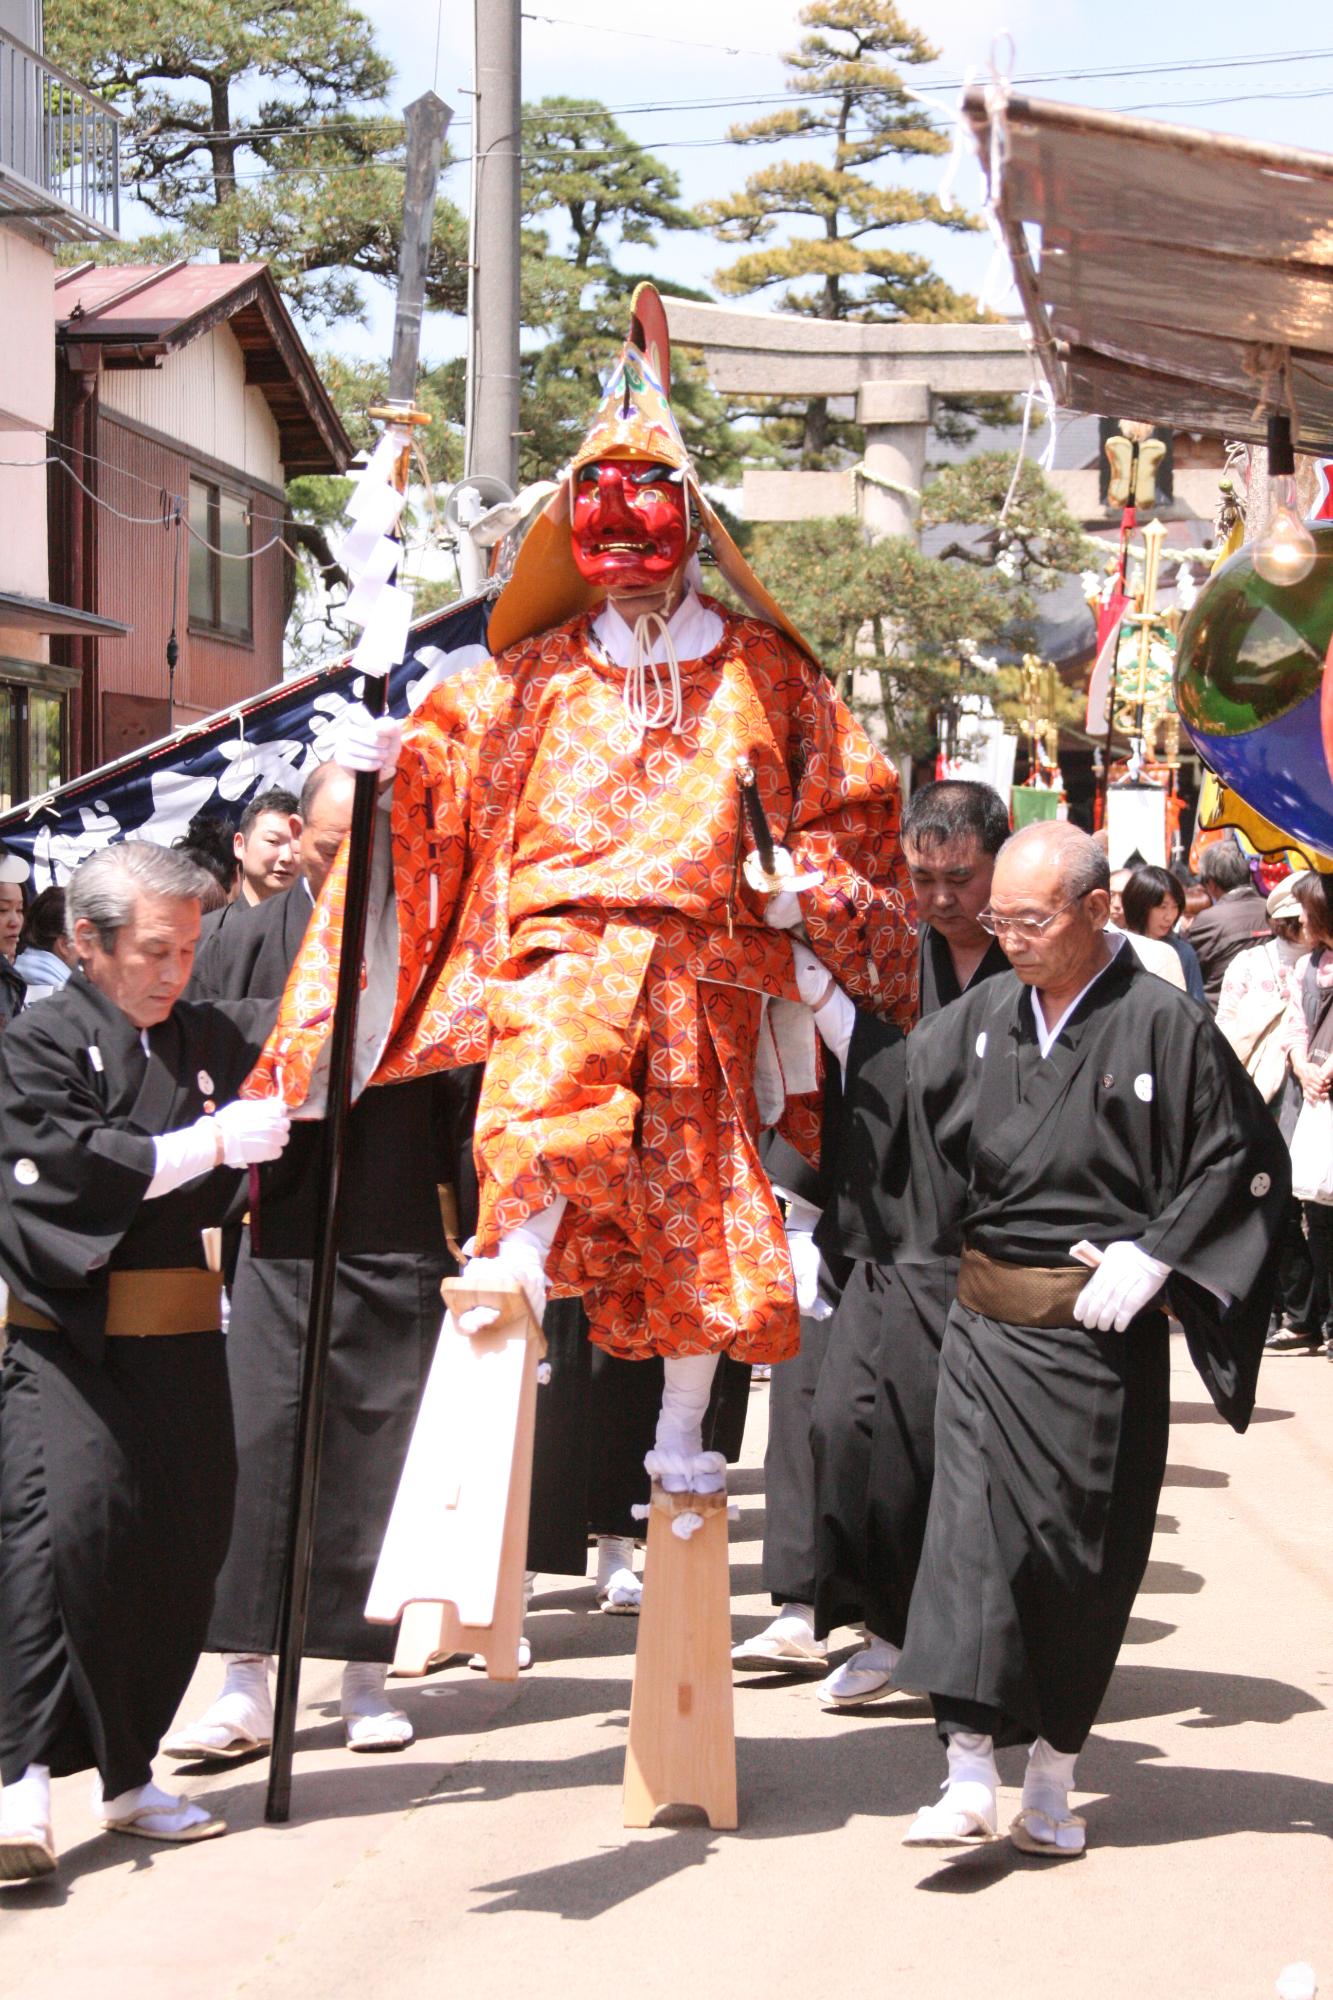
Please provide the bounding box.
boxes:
[100,44,1333,148]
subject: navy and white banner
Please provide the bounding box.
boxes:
[0,594,492,888]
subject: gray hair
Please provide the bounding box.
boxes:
[66,840,215,950]
[999,820,1111,899]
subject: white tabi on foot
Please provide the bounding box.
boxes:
[1010,1737,1086,1857]
[96,1776,225,1843]
[596,1534,642,1613]
[341,1662,414,1751]
[817,1631,901,1709]
[732,1603,827,1671]
[0,1764,55,1883]
[904,1730,999,1847]
[162,1653,273,1761]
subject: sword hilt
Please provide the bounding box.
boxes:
[736,759,776,877]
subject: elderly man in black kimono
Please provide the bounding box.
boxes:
[165,757,460,1762]
[810,819,1286,1859]
[0,842,289,1883]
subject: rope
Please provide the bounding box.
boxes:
[623,611,683,736]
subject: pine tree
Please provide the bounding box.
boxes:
[44,0,467,327]
[701,0,982,465]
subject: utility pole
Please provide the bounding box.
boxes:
[466,0,521,488]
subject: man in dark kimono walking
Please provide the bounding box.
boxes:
[816,820,1286,1858]
[166,756,459,1761]
[803,780,1010,1705]
[0,842,289,1883]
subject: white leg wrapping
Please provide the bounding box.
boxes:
[646,1352,726,1502]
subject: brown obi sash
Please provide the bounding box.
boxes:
[6,1268,224,1339]
[956,1245,1088,1329]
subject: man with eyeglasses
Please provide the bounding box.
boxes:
[807,819,1286,1860]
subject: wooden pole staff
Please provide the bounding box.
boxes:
[265,89,452,1825]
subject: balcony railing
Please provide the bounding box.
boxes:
[0,30,119,241]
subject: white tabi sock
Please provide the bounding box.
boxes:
[595,1535,641,1609]
[1022,1737,1079,1822]
[340,1662,413,1750]
[96,1776,215,1835]
[941,1729,999,1827]
[1,1764,51,1834]
[855,1631,901,1676]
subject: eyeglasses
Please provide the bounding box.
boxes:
[978,889,1092,943]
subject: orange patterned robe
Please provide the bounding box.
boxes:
[247,601,915,1363]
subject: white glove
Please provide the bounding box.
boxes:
[790,937,856,1071]
[1072,1240,1170,1333]
[145,1098,290,1199]
[213,1097,291,1168]
[331,701,403,779]
[743,846,824,929]
[785,1198,833,1321]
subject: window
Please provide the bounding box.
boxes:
[189,476,253,641]
[0,673,68,813]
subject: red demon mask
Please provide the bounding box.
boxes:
[570,459,693,593]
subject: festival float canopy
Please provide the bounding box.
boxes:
[961,91,1333,452]
[963,90,1333,862]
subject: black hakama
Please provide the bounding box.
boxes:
[0,972,271,1792]
[810,1259,949,1644]
[896,1301,1169,1750]
[0,1329,235,1794]
[188,885,458,1664]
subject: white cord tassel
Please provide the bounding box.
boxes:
[624,611,684,736]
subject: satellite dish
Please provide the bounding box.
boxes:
[442,474,516,541]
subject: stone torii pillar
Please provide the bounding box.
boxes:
[663,299,1033,542]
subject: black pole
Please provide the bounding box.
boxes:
[264,674,387,1825]
[264,91,451,1825]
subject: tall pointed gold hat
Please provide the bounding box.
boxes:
[487,284,817,662]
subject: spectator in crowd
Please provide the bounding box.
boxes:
[174,814,242,910]
[1180,878,1211,930]
[13,888,75,1003]
[1188,842,1270,1008]
[231,789,299,906]
[1219,875,1317,1353]
[1121,865,1207,1003]
[0,852,28,1022]
[1279,870,1333,1358]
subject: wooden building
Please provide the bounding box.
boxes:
[50,261,351,771]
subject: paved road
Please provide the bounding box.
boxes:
[3,1335,1330,2000]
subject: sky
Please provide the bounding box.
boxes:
[332,1,1333,369]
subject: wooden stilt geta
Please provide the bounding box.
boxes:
[366,1281,542,1680]
[623,1482,738,1830]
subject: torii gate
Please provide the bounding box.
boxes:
[663,297,1033,541]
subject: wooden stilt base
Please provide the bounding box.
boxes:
[366,1281,542,1682]
[623,1482,738,1830]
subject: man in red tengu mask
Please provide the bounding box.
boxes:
[247,285,915,1496]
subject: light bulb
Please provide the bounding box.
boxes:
[1255,414,1317,587]
[1253,475,1316,586]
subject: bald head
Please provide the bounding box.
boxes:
[295,761,356,900]
[997,821,1110,903]
[989,820,1113,1002]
